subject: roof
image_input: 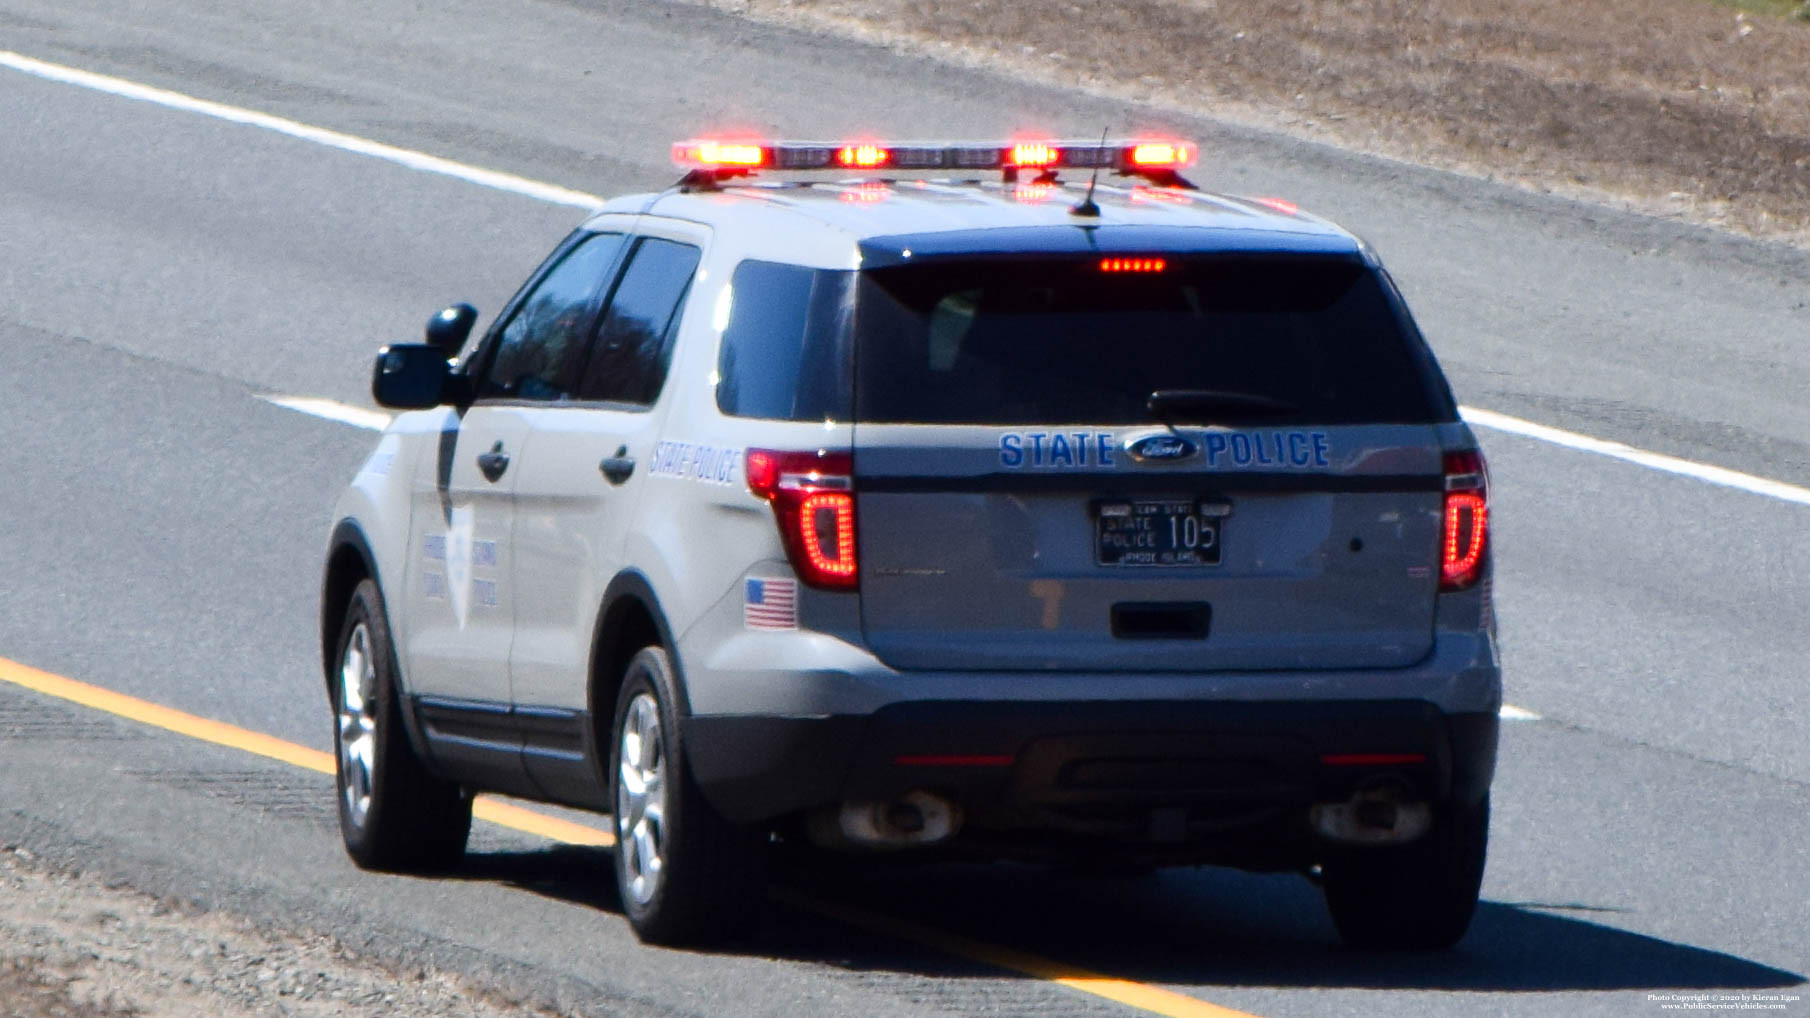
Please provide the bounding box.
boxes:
[587,177,1364,270]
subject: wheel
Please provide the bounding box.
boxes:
[611,646,766,945]
[333,578,472,872]
[1320,795,1488,950]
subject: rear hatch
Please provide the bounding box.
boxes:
[850,245,1456,672]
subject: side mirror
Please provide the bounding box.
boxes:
[425,303,478,356]
[372,344,451,409]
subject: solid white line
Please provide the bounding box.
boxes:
[1460,406,1810,508]
[1499,704,1541,722]
[262,396,391,431]
[0,50,604,210]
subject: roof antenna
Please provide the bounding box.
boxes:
[1069,127,1108,219]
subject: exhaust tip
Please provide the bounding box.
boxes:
[807,791,962,851]
[1311,786,1431,845]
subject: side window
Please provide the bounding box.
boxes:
[716,260,854,421]
[576,238,701,406]
[479,233,626,401]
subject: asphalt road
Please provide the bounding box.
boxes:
[1,1,1806,1015]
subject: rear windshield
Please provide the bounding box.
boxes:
[852,255,1452,425]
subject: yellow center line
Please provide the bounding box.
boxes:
[0,654,1261,1018]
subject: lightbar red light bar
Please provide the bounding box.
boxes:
[1008,142,1061,167]
[670,138,1199,177]
[1128,141,1197,169]
[836,144,890,168]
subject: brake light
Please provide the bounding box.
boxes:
[746,449,858,590]
[1100,257,1167,273]
[1440,449,1489,590]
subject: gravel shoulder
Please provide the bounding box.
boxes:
[697,0,1810,246]
[0,846,551,1018]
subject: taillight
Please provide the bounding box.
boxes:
[1440,449,1489,591]
[746,449,858,590]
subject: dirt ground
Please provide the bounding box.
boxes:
[703,0,1810,246]
[0,846,555,1018]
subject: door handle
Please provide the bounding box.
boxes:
[599,445,635,485]
[476,440,510,482]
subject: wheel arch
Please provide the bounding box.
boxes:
[321,519,382,704]
[587,571,689,789]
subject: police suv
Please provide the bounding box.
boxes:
[320,138,1499,949]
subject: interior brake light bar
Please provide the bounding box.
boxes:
[670,138,1199,186]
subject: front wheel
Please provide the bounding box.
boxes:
[611,646,765,945]
[333,578,472,872]
[1320,795,1488,950]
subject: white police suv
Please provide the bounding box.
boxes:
[320,138,1499,949]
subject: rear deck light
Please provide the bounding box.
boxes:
[1440,449,1489,591]
[1099,257,1168,273]
[746,449,857,590]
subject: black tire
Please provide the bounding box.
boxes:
[1321,795,1489,950]
[332,578,472,872]
[610,646,766,945]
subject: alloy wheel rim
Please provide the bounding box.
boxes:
[337,622,379,829]
[616,691,667,906]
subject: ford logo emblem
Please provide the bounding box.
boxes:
[1126,434,1200,463]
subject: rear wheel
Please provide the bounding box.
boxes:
[334,578,472,871]
[1321,795,1488,950]
[611,646,766,945]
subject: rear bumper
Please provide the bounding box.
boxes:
[685,699,1497,842]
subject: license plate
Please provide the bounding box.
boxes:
[1095,499,1222,567]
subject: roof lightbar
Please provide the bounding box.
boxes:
[669,138,1198,187]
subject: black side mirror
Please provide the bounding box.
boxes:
[372,344,451,409]
[425,303,478,356]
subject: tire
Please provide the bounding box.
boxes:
[611,646,766,945]
[1321,795,1488,950]
[332,578,472,872]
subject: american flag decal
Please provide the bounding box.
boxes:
[743,577,798,630]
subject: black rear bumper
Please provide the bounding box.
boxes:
[685,700,1498,842]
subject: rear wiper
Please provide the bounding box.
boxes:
[1146,389,1300,428]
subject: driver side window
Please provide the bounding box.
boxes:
[478,233,626,401]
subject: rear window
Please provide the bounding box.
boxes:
[715,260,854,421]
[853,255,1452,425]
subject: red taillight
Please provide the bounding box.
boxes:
[746,449,857,590]
[1440,449,1489,590]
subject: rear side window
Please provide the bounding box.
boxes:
[715,260,854,421]
[577,237,701,406]
[853,255,1452,425]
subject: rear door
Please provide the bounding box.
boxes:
[850,252,1455,672]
